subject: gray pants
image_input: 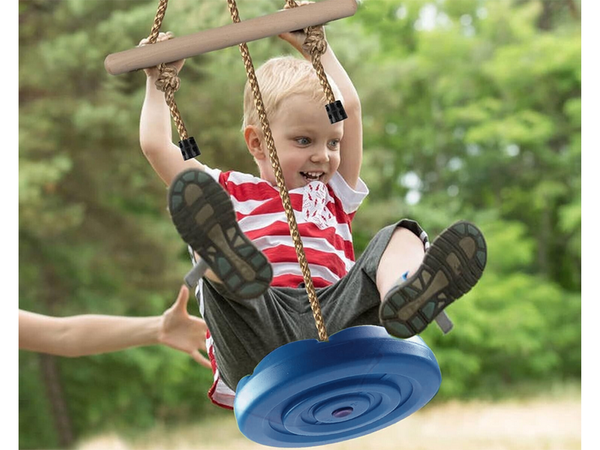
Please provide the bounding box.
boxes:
[199,219,428,391]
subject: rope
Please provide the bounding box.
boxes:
[284,1,336,104]
[226,0,328,342]
[155,65,189,140]
[148,0,169,45]
[147,0,190,142]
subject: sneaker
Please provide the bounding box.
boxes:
[168,169,273,299]
[379,221,487,338]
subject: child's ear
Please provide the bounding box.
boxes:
[244,126,266,160]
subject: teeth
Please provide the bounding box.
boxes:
[302,172,324,179]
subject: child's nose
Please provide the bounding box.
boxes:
[311,146,330,162]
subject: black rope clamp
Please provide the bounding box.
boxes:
[179,137,201,160]
[325,100,347,124]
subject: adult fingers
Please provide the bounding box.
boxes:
[190,350,212,369]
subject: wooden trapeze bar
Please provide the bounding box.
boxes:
[105,0,358,75]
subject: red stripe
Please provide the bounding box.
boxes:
[326,186,353,226]
[272,274,333,288]
[264,246,348,279]
[205,329,234,410]
[234,196,290,216]
[246,221,355,261]
[218,171,231,186]
[221,172,278,202]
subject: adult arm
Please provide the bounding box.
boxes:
[19,286,210,367]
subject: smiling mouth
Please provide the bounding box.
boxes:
[300,171,324,181]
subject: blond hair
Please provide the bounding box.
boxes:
[242,56,343,131]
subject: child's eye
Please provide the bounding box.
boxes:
[328,139,341,149]
[295,137,311,146]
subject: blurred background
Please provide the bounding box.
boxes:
[19,0,581,448]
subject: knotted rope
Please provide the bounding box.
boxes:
[283,1,337,106]
[147,0,199,159]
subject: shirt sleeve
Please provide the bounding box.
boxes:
[328,172,369,214]
[203,165,222,183]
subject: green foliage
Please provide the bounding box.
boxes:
[19,353,60,448]
[19,0,580,448]
[351,0,580,401]
[419,219,580,399]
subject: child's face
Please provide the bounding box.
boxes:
[257,93,344,190]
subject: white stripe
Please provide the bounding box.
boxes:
[196,280,205,317]
[215,380,235,398]
[213,378,236,405]
[231,197,269,215]
[239,212,352,238]
[328,172,369,214]
[226,171,265,185]
[272,262,345,284]
[420,230,430,248]
[203,166,221,182]
[253,235,355,272]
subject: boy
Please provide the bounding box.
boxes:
[139,26,486,408]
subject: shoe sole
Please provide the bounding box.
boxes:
[380,221,487,338]
[168,169,273,299]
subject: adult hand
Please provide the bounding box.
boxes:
[159,285,211,368]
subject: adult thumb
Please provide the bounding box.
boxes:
[174,285,190,311]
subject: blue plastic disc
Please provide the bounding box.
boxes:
[234,325,441,447]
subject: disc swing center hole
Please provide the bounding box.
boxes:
[332,406,354,418]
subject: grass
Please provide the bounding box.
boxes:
[76,385,581,450]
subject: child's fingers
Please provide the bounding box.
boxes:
[156,31,174,42]
[278,30,307,55]
[139,31,182,74]
[283,0,313,9]
[139,31,174,47]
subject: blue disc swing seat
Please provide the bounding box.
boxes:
[234,326,441,447]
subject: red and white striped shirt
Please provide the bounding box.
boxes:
[198,166,368,408]
[209,167,368,287]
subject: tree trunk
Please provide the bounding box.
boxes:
[565,0,580,20]
[537,0,554,31]
[39,354,74,448]
[38,262,75,448]
[537,0,580,30]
